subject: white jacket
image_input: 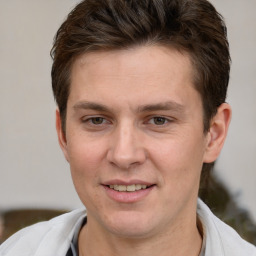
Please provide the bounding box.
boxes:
[0,200,255,256]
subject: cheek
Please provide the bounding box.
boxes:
[67,135,106,171]
[67,140,105,207]
[66,139,107,197]
[149,133,205,182]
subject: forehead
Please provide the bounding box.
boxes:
[73,45,194,78]
[68,45,200,111]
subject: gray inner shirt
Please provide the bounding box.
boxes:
[66,218,86,256]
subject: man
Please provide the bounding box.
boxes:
[0,0,255,255]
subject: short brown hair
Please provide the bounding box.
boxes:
[51,0,230,183]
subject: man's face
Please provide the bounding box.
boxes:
[58,45,211,238]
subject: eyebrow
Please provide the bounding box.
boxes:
[73,101,185,113]
[73,101,110,112]
[137,101,185,113]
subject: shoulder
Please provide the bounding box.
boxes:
[197,199,256,256]
[0,208,86,256]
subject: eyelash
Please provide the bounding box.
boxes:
[82,116,110,126]
[82,115,172,127]
[146,116,171,126]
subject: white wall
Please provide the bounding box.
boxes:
[0,1,255,220]
[0,0,82,211]
[211,0,256,221]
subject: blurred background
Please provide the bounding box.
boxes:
[0,0,255,243]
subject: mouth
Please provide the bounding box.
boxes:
[102,182,155,203]
[107,184,154,192]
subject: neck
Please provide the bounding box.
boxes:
[78,215,203,256]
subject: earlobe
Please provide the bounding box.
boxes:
[56,109,70,162]
[203,103,232,163]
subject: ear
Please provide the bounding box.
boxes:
[56,109,70,162]
[203,103,232,163]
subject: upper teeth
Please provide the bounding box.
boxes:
[109,184,148,192]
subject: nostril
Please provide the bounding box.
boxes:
[107,149,147,170]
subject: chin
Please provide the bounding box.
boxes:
[109,225,154,239]
[103,211,156,239]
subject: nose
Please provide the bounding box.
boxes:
[107,123,146,169]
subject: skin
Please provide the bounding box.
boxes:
[56,45,231,256]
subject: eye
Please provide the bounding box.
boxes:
[82,116,109,126]
[149,116,169,125]
[90,117,105,125]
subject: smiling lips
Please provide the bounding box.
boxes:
[103,181,155,202]
[109,184,149,192]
